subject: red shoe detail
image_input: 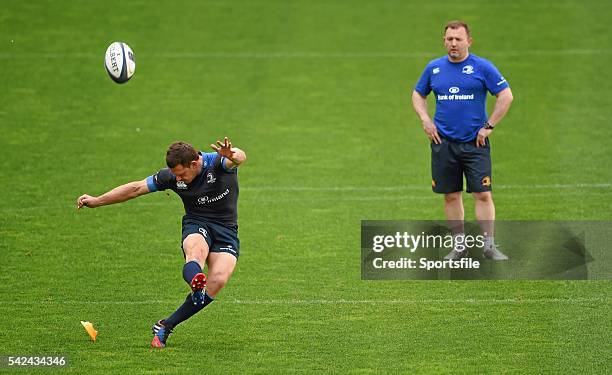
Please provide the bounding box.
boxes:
[190,272,207,291]
[151,335,165,348]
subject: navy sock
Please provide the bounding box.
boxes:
[182,261,202,285]
[164,292,215,328]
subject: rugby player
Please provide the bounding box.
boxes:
[77,138,245,347]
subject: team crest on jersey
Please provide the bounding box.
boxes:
[462,65,474,74]
[176,181,188,190]
[482,176,491,186]
[206,172,216,184]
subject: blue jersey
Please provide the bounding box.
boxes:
[146,152,239,226]
[415,54,509,142]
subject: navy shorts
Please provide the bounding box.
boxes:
[431,137,492,194]
[181,216,240,258]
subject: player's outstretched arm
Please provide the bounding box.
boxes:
[211,137,246,169]
[76,179,151,210]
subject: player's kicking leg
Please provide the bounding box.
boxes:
[151,242,238,348]
[151,233,210,348]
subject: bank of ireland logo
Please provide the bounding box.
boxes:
[176,181,188,190]
[449,87,460,94]
[462,65,474,74]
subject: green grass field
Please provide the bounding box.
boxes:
[1,0,611,373]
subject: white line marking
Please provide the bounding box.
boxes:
[230,298,610,305]
[1,50,611,60]
[243,183,611,192]
[497,183,612,189]
[0,297,607,306]
[0,184,609,213]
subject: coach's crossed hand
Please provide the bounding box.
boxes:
[422,119,441,144]
[211,137,238,164]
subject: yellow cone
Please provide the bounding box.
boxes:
[80,321,98,341]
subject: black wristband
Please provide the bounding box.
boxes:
[483,121,495,130]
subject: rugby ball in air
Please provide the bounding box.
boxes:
[104,42,135,84]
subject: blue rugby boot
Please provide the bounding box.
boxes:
[151,319,172,348]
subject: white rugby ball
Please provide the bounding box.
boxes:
[104,42,135,84]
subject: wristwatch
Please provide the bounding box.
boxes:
[483,121,495,130]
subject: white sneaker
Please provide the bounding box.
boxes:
[444,249,468,260]
[483,245,509,260]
